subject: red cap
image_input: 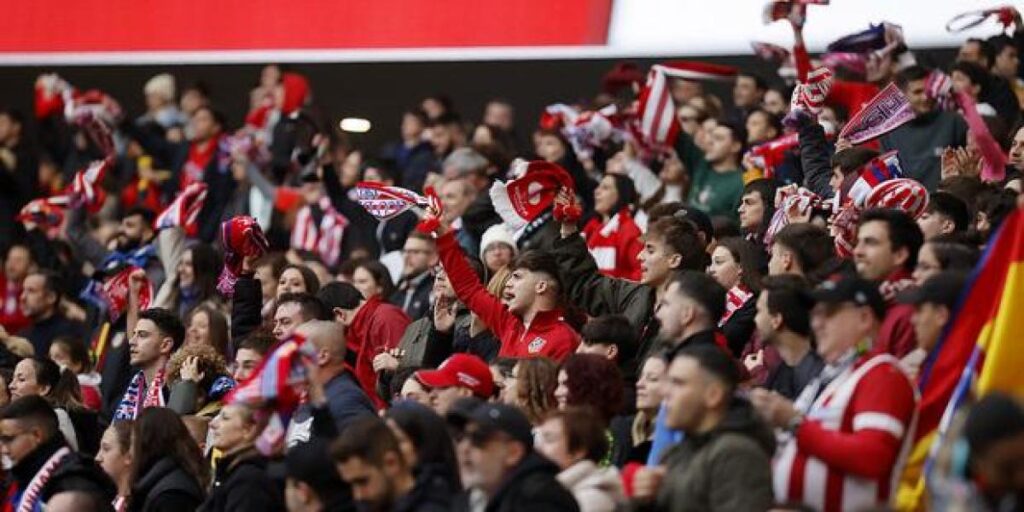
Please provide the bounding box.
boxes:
[415,354,494,399]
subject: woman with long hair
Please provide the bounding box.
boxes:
[96,421,134,512]
[174,244,223,317]
[707,237,765,357]
[184,305,231,359]
[276,264,320,298]
[9,356,100,455]
[352,260,396,300]
[609,354,667,467]
[582,174,643,281]
[202,403,283,511]
[128,407,207,512]
[48,335,103,411]
[385,400,462,494]
[512,357,559,425]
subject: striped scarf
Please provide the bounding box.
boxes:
[114,368,166,421]
[720,285,755,327]
[290,196,348,268]
[13,447,71,512]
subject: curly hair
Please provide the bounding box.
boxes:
[514,357,559,425]
[167,343,230,401]
[561,353,624,425]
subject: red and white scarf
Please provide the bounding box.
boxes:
[290,196,348,268]
[68,158,112,214]
[114,368,166,421]
[879,269,916,304]
[720,285,755,327]
[154,182,208,237]
[838,83,915,144]
[180,138,220,189]
[15,446,72,512]
[490,160,574,230]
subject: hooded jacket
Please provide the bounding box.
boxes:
[484,451,581,512]
[655,397,776,512]
[557,460,626,512]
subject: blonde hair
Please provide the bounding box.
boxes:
[486,265,512,297]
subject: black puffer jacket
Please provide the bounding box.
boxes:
[200,447,283,512]
[484,451,580,512]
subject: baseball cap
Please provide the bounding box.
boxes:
[415,354,495,399]
[897,271,967,310]
[810,274,886,320]
[466,403,534,448]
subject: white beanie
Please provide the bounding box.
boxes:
[479,224,518,260]
[144,73,176,102]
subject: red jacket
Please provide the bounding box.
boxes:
[346,295,410,410]
[0,275,28,335]
[582,210,643,281]
[873,270,917,359]
[437,231,580,361]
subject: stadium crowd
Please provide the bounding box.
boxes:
[0,4,1022,512]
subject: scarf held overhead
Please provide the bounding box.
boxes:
[490,160,574,229]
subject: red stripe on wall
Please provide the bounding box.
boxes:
[2,0,612,52]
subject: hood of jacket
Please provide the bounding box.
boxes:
[687,396,776,456]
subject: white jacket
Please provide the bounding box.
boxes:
[557,460,626,512]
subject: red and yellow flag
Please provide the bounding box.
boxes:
[896,208,1024,510]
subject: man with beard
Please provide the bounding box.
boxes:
[333,417,451,512]
[65,206,164,289]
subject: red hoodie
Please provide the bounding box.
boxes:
[346,295,410,410]
[437,231,580,361]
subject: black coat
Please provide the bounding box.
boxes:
[393,466,454,512]
[484,452,580,512]
[10,436,116,508]
[200,448,283,512]
[721,297,756,359]
[230,274,263,343]
[129,458,205,512]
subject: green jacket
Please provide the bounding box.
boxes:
[675,131,744,221]
[655,398,776,512]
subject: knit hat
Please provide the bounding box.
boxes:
[479,224,518,260]
[144,74,176,102]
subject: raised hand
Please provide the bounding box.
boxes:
[181,356,205,383]
[433,296,458,333]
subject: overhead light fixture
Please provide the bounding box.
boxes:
[339,117,371,133]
